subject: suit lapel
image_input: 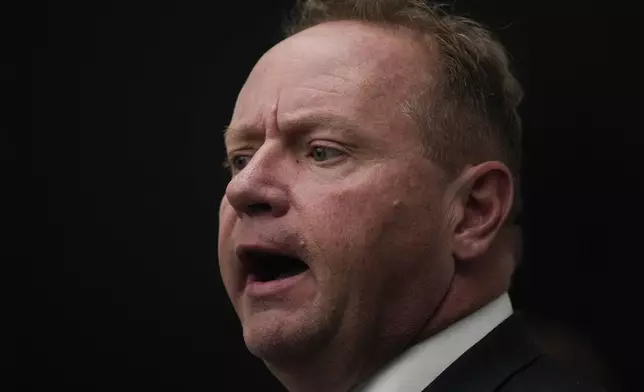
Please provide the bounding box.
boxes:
[422,314,542,392]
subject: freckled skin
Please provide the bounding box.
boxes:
[217,20,513,392]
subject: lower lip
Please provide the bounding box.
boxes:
[244,270,310,297]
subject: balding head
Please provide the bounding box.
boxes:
[218,4,520,392]
[230,20,438,148]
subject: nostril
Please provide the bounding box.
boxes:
[226,183,289,217]
[248,203,272,214]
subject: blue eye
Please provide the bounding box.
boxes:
[310,146,343,162]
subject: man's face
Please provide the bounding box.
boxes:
[218,21,455,363]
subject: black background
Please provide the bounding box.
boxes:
[28,1,638,391]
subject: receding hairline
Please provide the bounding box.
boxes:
[227,19,444,145]
[289,19,442,76]
[286,19,445,122]
[280,0,525,226]
[284,19,461,156]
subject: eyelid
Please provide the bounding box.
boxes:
[226,146,256,159]
[307,138,350,151]
[306,141,351,165]
[308,143,344,156]
[224,139,350,172]
[225,149,255,173]
[226,151,251,163]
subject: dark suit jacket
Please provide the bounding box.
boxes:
[423,314,607,392]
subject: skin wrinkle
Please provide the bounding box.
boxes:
[218,19,514,392]
[229,21,434,380]
[296,85,348,97]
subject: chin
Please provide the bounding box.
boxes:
[241,308,333,362]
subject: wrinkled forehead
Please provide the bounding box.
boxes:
[231,21,434,126]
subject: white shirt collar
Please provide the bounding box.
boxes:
[353,292,513,392]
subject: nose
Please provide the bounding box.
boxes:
[224,147,290,218]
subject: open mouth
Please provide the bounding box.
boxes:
[243,250,309,283]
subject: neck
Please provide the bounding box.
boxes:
[413,247,515,345]
[265,313,456,392]
[265,340,383,392]
[264,310,411,392]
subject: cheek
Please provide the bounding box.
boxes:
[308,175,443,275]
[300,180,406,272]
[218,195,227,218]
[218,197,236,243]
[312,188,388,249]
[217,198,238,291]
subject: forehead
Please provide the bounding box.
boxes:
[228,21,435,138]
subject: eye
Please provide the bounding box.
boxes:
[225,154,252,172]
[308,146,344,162]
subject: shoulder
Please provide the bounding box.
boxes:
[499,354,608,392]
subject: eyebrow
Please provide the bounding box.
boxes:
[223,112,363,143]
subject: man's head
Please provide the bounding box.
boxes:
[218,1,523,391]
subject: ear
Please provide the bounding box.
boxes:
[446,162,514,261]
